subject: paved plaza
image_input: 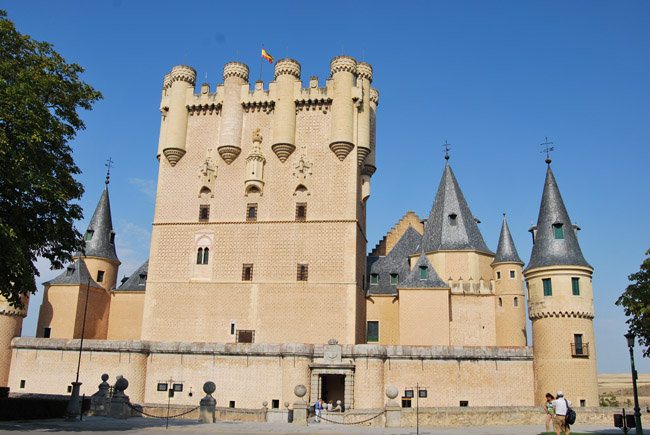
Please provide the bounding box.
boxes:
[0,417,634,435]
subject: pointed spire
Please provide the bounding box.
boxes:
[493,213,523,264]
[75,186,119,262]
[421,162,492,253]
[525,166,590,271]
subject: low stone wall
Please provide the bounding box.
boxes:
[399,406,649,427]
[139,404,200,420]
[215,407,267,422]
[319,408,386,427]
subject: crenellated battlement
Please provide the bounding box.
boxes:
[169,65,196,86]
[274,58,301,79]
[448,278,495,295]
[356,62,373,83]
[223,62,249,82]
[330,55,357,75]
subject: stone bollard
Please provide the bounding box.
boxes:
[90,374,111,416]
[65,381,82,421]
[384,386,401,428]
[292,384,308,426]
[199,381,216,423]
[108,377,130,419]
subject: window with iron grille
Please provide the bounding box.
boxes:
[242,264,253,281]
[297,263,308,281]
[246,204,257,221]
[236,329,255,343]
[295,203,307,221]
[571,334,589,357]
[199,205,210,222]
[366,321,379,342]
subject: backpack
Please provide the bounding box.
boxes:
[565,399,576,425]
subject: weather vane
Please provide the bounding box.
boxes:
[105,157,114,185]
[442,141,451,160]
[540,137,554,164]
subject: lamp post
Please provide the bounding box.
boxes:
[625,332,643,435]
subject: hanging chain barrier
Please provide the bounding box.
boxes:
[126,402,200,419]
[316,409,385,425]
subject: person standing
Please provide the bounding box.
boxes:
[545,393,555,432]
[552,390,572,435]
[314,398,323,423]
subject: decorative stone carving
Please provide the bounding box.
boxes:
[324,338,342,364]
[330,55,357,76]
[223,62,249,82]
[370,87,379,106]
[245,129,266,195]
[198,150,217,197]
[163,148,186,167]
[163,73,172,91]
[170,65,196,86]
[357,147,371,166]
[217,146,241,165]
[356,62,373,83]
[272,143,296,163]
[362,164,377,177]
[274,59,301,79]
[292,148,312,194]
[329,141,354,161]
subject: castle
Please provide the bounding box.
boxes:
[0,56,597,410]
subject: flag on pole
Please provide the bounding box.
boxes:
[261,48,274,64]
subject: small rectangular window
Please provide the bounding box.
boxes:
[401,398,412,408]
[370,274,378,285]
[229,401,236,408]
[85,230,94,241]
[43,327,51,338]
[509,270,516,279]
[574,334,583,355]
[242,264,253,281]
[66,267,75,277]
[419,266,427,280]
[199,205,210,222]
[553,223,564,239]
[246,203,257,221]
[230,323,235,335]
[449,214,458,226]
[580,399,586,407]
[460,401,469,407]
[20,380,25,389]
[297,263,308,281]
[236,330,255,343]
[138,274,147,285]
[366,321,379,342]
[67,385,72,393]
[97,270,105,283]
[572,277,580,295]
[496,271,501,280]
[514,297,519,307]
[390,273,398,285]
[109,232,115,244]
[543,278,552,296]
[272,399,279,409]
[295,203,307,221]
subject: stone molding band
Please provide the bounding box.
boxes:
[223,62,249,82]
[153,219,359,226]
[170,65,197,86]
[274,59,301,79]
[529,310,594,320]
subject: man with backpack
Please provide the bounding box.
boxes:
[552,390,574,435]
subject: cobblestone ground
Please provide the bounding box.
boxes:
[0,417,633,435]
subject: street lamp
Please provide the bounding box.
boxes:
[625,332,643,435]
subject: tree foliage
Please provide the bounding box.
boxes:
[616,248,650,358]
[0,10,102,308]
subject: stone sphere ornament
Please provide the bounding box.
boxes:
[284,401,290,408]
[114,377,129,392]
[262,401,268,407]
[101,374,109,382]
[294,384,307,398]
[386,386,398,400]
[203,381,216,395]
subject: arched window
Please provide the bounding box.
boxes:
[203,247,209,264]
[196,248,204,265]
[514,297,519,307]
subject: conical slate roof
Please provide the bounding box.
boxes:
[367,225,422,295]
[117,260,148,292]
[492,214,523,264]
[399,253,448,288]
[75,187,119,262]
[44,258,101,287]
[421,162,492,253]
[525,166,591,271]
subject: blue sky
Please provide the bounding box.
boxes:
[5,1,649,373]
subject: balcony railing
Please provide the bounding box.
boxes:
[571,343,589,357]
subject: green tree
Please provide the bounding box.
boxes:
[0,10,102,308]
[616,248,650,358]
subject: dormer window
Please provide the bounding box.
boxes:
[138,274,147,285]
[449,214,458,226]
[66,266,75,277]
[85,230,94,241]
[109,232,116,244]
[419,266,427,280]
[390,273,398,285]
[370,274,379,285]
[553,223,564,240]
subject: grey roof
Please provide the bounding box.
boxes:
[116,260,148,292]
[44,258,101,287]
[525,166,591,271]
[75,187,119,262]
[398,253,448,288]
[367,226,422,295]
[421,163,492,253]
[492,214,523,264]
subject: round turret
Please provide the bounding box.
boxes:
[330,55,357,76]
[170,65,196,86]
[369,87,379,106]
[163,65,196,167]
[356,62,373,83]
[274,59,301,80]
[271,59,300,163]
[218,62,249,164]
[329,56,357,161]
[223,62,249,82]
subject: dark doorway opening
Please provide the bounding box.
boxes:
[320,374,345,408]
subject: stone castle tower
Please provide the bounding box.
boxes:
[0,298,27,388]
[524,162,598,406]
[142,56,378,344]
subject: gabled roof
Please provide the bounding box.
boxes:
[367,226,422,295]
[493,214,523,265]
[399,253,448,288]
[421,162,492,253]
[525,165,591,271]
[116,260,148,292]
[44,258,101,287]
[75,187,119,262]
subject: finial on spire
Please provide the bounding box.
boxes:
[540,137,554,164]
[442,141,451,160]
[105,157,114,185]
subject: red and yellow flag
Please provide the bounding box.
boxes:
[261,48,274,64]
